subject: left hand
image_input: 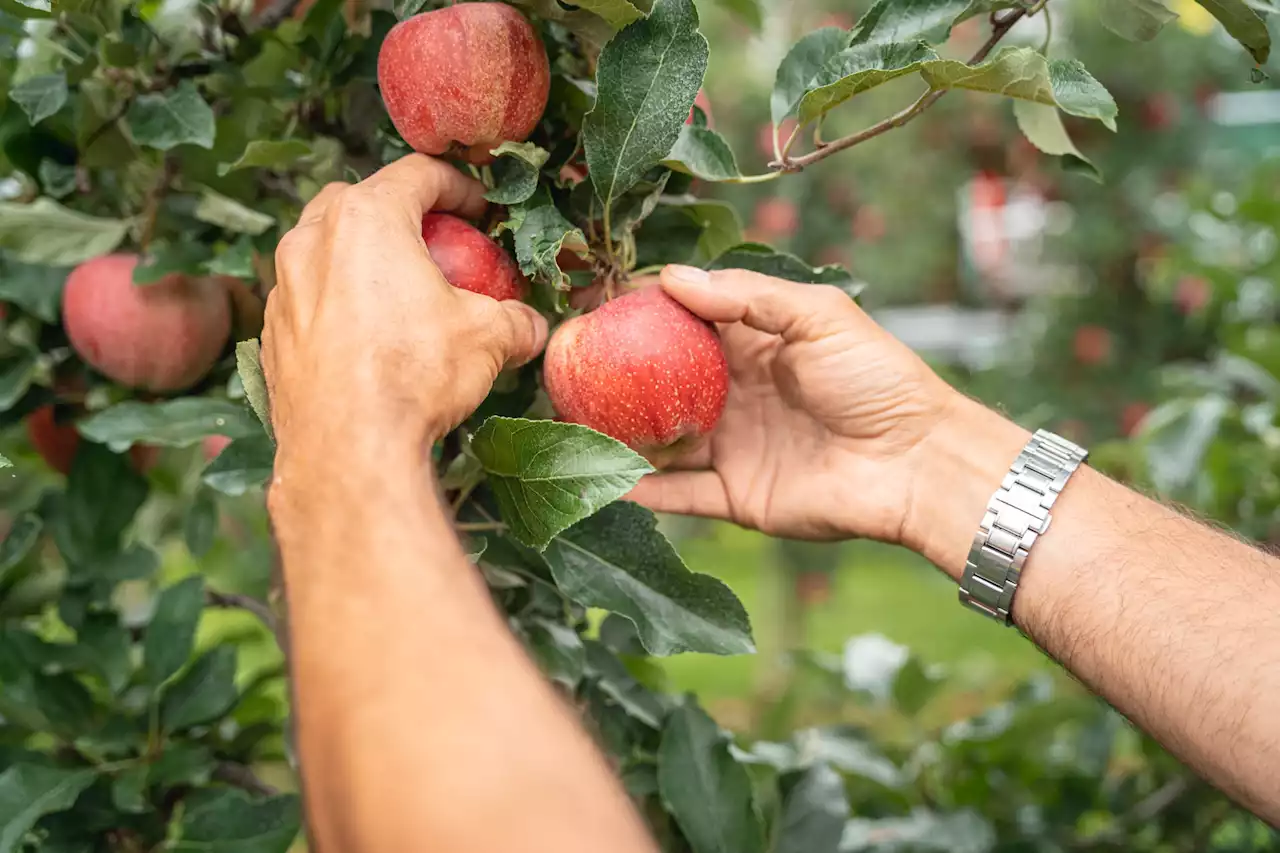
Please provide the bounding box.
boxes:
[261,155,548,471]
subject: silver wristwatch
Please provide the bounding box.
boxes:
[959,429,1089,625]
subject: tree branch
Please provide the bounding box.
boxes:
[205,588,279,636]
[213,761,279,797]
[251,0,305,30]
[772,6,1031,172]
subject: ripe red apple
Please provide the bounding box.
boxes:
[543,284,729,466]
[1072,325,1112,366]
[203,435,233,462]
[378,3,550,164]
[62,255,232,393]
[27,406,159,475]
[421,213,528,301]
[1141,92,1180,131]
[753,197,799,239]
[686,90,713,127]
[1174,275,1211,315]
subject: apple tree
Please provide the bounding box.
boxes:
[0,0,1273,849]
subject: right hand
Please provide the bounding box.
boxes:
[627,265,962,544]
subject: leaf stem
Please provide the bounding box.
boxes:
[773,6,1032,172]
[213,762,280,797]
[1039,4,1053,53]
[724,171,784,185]
[456,521,507,532]
[205,587,279,636]
[601,201,616,263]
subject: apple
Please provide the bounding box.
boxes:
[203,435,233,462]
[1174,275,1211,315]
[543,284,729,466]
[62,254,232,393]
[27,405,159,475]
[852,205,886,243]
[1072,325,1112,366]
[686,90,713,127]
[1141,92,1180,131]
[752,197,799,239]
[421,213,528,302]
[1120,402,1152,438]
[378,3,550,164]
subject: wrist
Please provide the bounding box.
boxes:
[900,394,1031,581]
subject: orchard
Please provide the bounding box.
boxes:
[0,0,1274,850]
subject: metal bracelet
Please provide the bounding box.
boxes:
[959,429,1088,625]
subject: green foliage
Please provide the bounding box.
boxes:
[0,0,1269,848]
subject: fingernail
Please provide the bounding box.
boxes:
[664,264,710,286]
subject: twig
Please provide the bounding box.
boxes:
[213,762,279,797]
[206,588,279,636]
[773,6,1031,172]
[251,0,305,29]
[1073,777,1194,847]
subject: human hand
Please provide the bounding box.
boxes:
[262,155,548,471]
[627,265,966,546]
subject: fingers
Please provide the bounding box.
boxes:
[626,471,732,520]
[360,154,488,222]
[483,299,549,369]
[660,265,861,343]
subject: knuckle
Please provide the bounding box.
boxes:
[273,228,309,266]
[808,284,853,313]
[327,189,377,223]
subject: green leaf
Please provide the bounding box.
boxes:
[841,810,993,852]
[471,417,653,550]
[218,139,313,176]
[0,513,42,585]
[1012,100,1100,182]
[148,743,214,789]
[10,73,67,125]
[708,244,862,298]
[662,126,741,182]
[110,764,149,814]
[0,354,38,412]
[504,0,622,47]
[771,27,848,126]
[144,575,205,686]
[713,0,762,29]
[543,502,755,656]
[0,0,51,18]
[174,789,302,853]
[126,81,216,151]
[1141,395,1231,493]
[776,764,849,853]
[184,489,218,558]
[392,0,430,17]
[78,399,264,450]
[1098,0,1177,40]
[160,645,238,732]
[640,198,743,267]
[202,434,275,496]
[796,41,937,124]
[850,0,1015,48]
[205,238,256,279]
[194,189,275,236]
[584,640,666,727]
[566,0,646,28]
[583,0,708,208]
[75,614,132,695]
[237,340,274,442]
[134,242,215,285]
[1193,0,1270,62]
[0,764,97,853]
[37,160,78,199]
[892,656,943,716]
[485,142,550,205]
[0,199,128,265]
[526,618,586,689]
[512,205,588,290]
[58,444,148,564]
[0,260,67,322]
[658,703,764,853]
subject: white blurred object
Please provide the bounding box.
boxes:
[841,633,909,699]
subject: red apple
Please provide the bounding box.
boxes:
[62,255,232,393]
[1174,275,1211,315]
[421,213,528,302]
[1120,402,1152,438]
[852,205,886,243]
[795,571,833,606]
[686,90,713,127]
[1072,325,1112,366]
[753,197,799,239]
[1141,92,1180,131]
[203,435,233,462]
[543,284,729,466]
[378,3,550,164]
[27,406,159,475]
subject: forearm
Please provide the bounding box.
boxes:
[908,396,1280,822]
[269,439,654,853]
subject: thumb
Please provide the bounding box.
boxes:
[490,300,549,368]
[659,265,859,343]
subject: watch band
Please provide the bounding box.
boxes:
[959,429,1089,625]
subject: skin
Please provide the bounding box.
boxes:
[264,155,1280,851]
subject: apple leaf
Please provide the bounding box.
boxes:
[772,27,848,126]
[37,160,76,199]
[1192,0,1270,62]
[134,242,214,285]
[203,434,275,496]
[160,646,238,732]
[775,764,850,853]
[512,204,588,290]
[236,340,275,443]
[78,400,265,450]
[9,72,67,125]
[0,354,37,412]
[126,81,216,151]
[470,417,654,550]
[218,139,313,176]
[485,142,550,205]
[144,576,205,686]
[0,512,41,586]
[173,789,302,853]
[584,0,708,210]
[662,126,742,182]
[0,198,128,266]
[0,764,98,853]
[542,501,756,656]
[850,0,1019,48]
[713,0,761,29]
[658,702,765,853]
[708,244,863,299]
[1013,100,1101,182]
[0,260,66,322]
[564,0,646,29]
[797,41,938,124]
[658,198,743,265]
[1098,0,1177,40]
[194,188,275,235]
